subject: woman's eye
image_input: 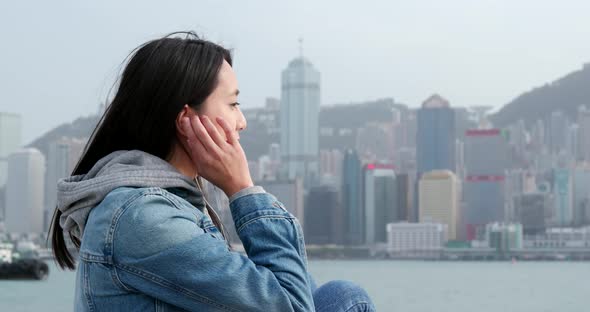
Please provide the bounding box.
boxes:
[231,102,240,108]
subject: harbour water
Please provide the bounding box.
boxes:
[0,260,587,311]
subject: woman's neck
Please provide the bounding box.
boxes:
[167,145,198,179]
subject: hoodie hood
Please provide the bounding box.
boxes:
[57,150,204,239]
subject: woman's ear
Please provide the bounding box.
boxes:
[176,105,197,139]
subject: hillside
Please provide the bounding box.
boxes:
[491,63,590,127]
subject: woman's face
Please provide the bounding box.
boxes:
[198,60,247,142]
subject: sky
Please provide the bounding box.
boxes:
[1,0,590,143]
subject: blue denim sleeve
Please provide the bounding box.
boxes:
[111,188,314,312]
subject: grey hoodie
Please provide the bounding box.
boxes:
[56,150,204,239]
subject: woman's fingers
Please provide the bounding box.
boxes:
[181,117,208,161]
[216,117,237,145]
[200,115,227,148]
[189,115,221,155]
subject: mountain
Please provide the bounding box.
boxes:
[490,63,590,127]
[27,115,99,157]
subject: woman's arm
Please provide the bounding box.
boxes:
[111,187,314,312]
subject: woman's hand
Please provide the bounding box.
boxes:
[181,115,254,198]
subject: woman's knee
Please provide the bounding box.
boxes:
[313,280,375,312]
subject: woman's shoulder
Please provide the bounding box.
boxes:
[102,186,204,234]
[109,187,209,259]
[105,187,204,217]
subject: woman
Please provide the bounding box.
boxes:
[49,32,375,312]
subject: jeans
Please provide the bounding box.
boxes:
[311,278,376,312]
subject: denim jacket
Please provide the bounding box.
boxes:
[75,186,314,311]
[55,150,314,311]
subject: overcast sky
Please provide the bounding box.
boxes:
[1,0,590,143]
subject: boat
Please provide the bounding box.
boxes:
[0,241,49,280]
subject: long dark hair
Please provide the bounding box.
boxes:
[48,31,232,270]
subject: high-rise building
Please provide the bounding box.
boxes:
[505,169,537,220]
[534,149,554,173]
[530,119,546,152]
[304,184,343,245]
[574,166,590,226]
[416,94,456,176]
[5,148,45,234]
[363,164,397,244]
[577,106,590,162]
[401,110,417,150]
[0,113,21,186]
[45,138,86,229]
[396,173,413,222]
[280,55,321,182]
[394,145,416,173]
[319,149,343,181]
[513,193,552,235]
[418,170,460,240]
[463,129,509,240]
[567,124,579,161]
[455,139,465,178]
[509,119,527,149]
[256,143,282,181]
[269,143,281,163]
[341,149,363,245]
[548,111,569,155]
[0,113,22,219]
[553,167,573,226]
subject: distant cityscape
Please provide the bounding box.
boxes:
[2,52,590,261]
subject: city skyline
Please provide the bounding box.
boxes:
[2,28,590,261]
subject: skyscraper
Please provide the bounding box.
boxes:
[319,148,343,181]
[396,173,413,222]
[573,166,590,226]
[304,184,343,245]
[363,164,397,244]
[0,112,22,219]
[342,149,363,245]
[509,119,528,158]
[418,170,460,240]
[463,129,510,240]
[45,138,86,230]
[553,166,573,226]
[548,111,569,155]
[577,106,590,162]
[280,55,321,182]
[416,94,456,176]
[530,119,546,152]
[567,124,579,161]
[0,113,21,185]
[5,148,45,234]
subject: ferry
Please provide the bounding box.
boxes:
[0,241,49,280]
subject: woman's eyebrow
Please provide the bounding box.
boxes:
[229,89,240,96]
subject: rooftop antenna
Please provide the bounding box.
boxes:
[470,106,494,127]
[298,37,303,58]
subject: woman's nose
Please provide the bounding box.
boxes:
[237,111,247,131]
